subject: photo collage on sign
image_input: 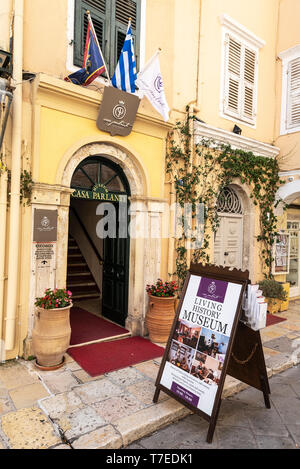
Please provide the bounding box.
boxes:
[167,318,230,387]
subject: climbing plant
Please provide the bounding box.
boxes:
[166,108,285,291]
[20,169,33,206]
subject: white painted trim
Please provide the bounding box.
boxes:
[220,14,265,50]
[194,120,280,158]
[279,44,300,135]
[276,179,300,202]
[279,170,300,177]
[278,44,300,62]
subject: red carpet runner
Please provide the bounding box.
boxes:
[266,313,287,327]
[70,307,130,345]
[67,336,165,376]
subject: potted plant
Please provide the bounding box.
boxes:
[145,279,178,343]
[258,279,287,314]
[32,288,72,370]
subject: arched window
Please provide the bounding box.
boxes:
[71,156,130,195]
[217,186,243,214]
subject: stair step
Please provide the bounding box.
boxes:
[67,237,100,299]
[67,281,97,288]
[67,271,93,278]
[67,284,100,293]
[71,293,101,300]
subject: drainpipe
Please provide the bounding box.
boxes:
[5,0,23,351]
[0,156,8,345]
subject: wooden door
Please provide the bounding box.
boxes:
[214,215,243,269]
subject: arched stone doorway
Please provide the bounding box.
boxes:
[214,184,254,275]
[56,140,164,336]
[68,156,131,327]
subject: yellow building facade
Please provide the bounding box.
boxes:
[0,0,297,360]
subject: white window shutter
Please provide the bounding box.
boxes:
[223,34,258,125]
[242,47,256,119]
[287,58,300,129]
[224,35,242,114]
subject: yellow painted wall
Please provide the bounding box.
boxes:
[197,0,279,144]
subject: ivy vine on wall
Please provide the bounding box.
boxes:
[166,108,285,291]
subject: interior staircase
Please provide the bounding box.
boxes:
[67,236,101,301]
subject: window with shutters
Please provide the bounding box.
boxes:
[278,45,300,135]
[73,0,141,78]
[287,58,300,130]
[223,34,258,125]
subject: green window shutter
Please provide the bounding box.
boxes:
[110,0,141,75]
[74,0,107,68]
[73,0,141,77]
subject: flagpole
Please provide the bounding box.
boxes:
[138,48,161,76]
[86,10,112,85]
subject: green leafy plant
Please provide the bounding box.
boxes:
[20,169,33,206]
[35,288,72,309]
[0,156,7,174]
[146,279,178,298]
[259,279,287,301]
[166,107,286,291]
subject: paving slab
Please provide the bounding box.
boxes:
[256,435,297,449]
[1,407,61,449]
[0,398,15,416]
[216,425,258,449]
[114,399,191,447]
[91,393,146,423]
[125,380,169,405]
[73,378,123,404]
[9,382,49,409]
[105,367,146,387]
[54,406,106,442]
[40,390,84,419]
[0,362,38,390]
[36,369,79,394]
[71,425,122,449]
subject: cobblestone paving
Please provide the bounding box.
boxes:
[127,365,300,449]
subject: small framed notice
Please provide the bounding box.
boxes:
[273,232,290,275]
[153,263,270,443]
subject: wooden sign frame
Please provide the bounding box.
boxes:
[153,263,271,443]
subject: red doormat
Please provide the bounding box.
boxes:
[67,336,165,376]
[266,313,287,327]
[70,307,130,345]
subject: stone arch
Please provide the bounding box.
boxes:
[215,181,255,277]
[56,135,150,197]
[276,179,300,204]
[55,137,156,336]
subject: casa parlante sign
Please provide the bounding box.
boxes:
[96,86,140,137]
[71,182,127,202]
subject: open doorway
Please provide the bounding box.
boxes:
[67,156,131,345]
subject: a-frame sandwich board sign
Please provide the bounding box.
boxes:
[153,263,271,443]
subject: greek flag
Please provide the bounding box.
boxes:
[112,21,137,94]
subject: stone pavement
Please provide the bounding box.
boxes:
[0,300,299,449]
[127,365,300,449]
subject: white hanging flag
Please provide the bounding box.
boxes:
[136,51,169,121]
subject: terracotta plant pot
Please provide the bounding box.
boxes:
[265,297,281,314]
[32,304,72,369]
[146,295,176,343]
